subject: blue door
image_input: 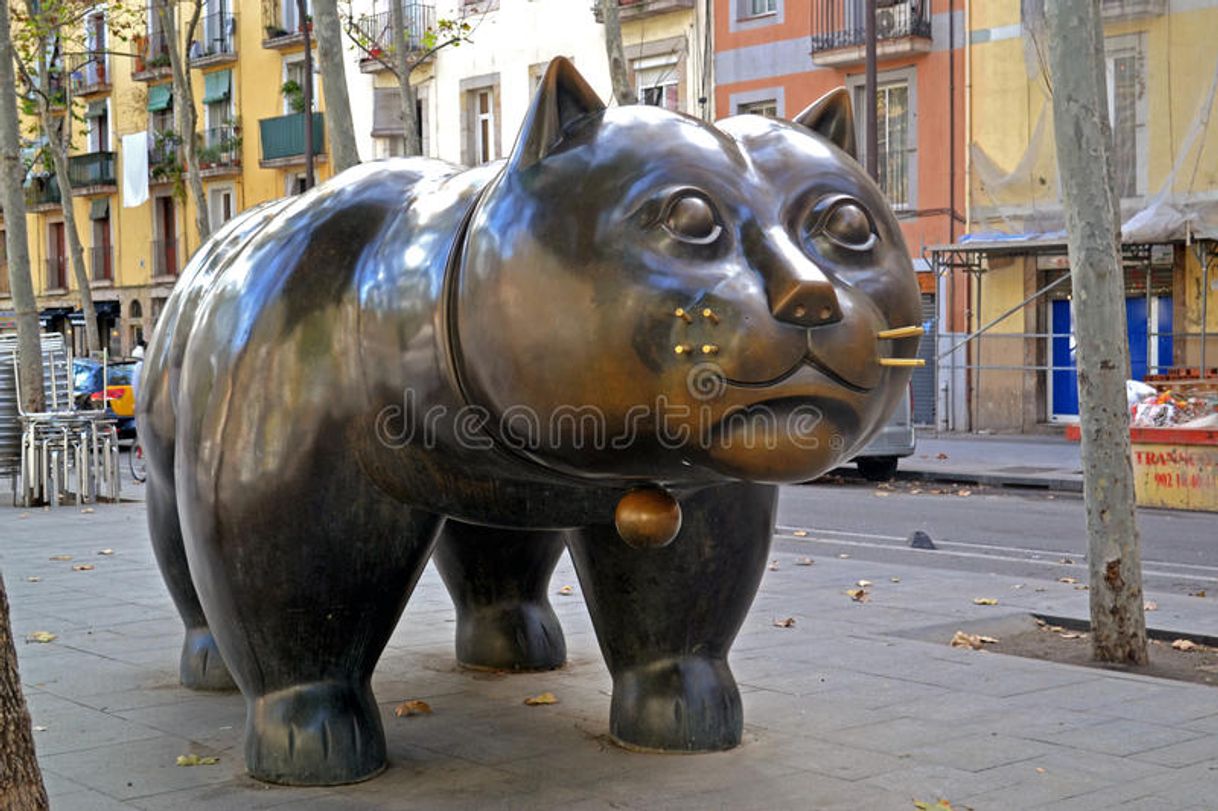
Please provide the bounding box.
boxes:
[1156,296,1174,376]
[1051,299,1078,417]
[1127,297,1148,382]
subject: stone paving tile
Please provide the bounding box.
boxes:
[861,762,1026,804]
[669,770,914,811]
[757,731,911,781]
[1005,674,1178,712]
[817,716,985,756]
[1042,717,1207,757]
[38,734,236,802]
[28,701,166,757]
[904,731,1056,772]
[1131,736,1218,769]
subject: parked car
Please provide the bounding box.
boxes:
[73,358,139,439]
[850,384,916,481]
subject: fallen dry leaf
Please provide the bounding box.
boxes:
[394,699,432,717]
[1058,577,1079,585]
[26,631,56,644]
[856,579,873,588]
[874,490,890,498]
[1060,632,1083,640]
[1059,557,1075,565]
[792,529,808,537]
[973,598,998,606]
[768,560,780,571]
[950,631,998,650]
[523,692,558,706]
[936,452,949,460]
[26,576,41,583]
[48,555,72,561]
[956,489,972,497]
[1144,601,1158,612]
[890,576,901,583]
[175,754,219,767]
[32,725,46,732]
[1189,590,1208,598]
[80,507,95,514]
[557,585,574,596]
[1035,767,1046,774]
[773,617,796,628]
[909,488,922,495]
[1172,639,1199,652]
[97,549,114,556]
[838,553,851,559]
[1074,585,1089,591]
[928,488,943,495]
[846,588,870,603]
[796,557,814,566]
[914,800,954,811]
[72,564,95,572]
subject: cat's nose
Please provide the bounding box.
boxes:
[748,225,843,328]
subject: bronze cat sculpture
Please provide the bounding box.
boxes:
[138,58,921,785]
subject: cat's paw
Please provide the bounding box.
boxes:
[180,626,237,691]
[246,681,386,786]
[455,602,566,672]
[609,656,742,752]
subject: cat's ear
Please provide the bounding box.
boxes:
[794,88,857,158]
[509,57,606,170]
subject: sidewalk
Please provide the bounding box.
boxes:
[878,432,1085,493]
[5,499,1218,810]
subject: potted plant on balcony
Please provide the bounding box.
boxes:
[281,79,307,114]
[265,24,290,39]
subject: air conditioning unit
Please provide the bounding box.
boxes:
[875,0,913,38]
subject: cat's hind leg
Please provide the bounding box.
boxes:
[433,522,567,671]
[567,482,776,752]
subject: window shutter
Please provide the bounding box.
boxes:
[373,87,404,136]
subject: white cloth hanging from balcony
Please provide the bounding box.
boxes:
[122,132,150,208]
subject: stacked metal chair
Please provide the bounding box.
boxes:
[0,333,121,507]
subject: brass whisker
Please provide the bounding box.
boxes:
[878,358,926,367]
[876,325,924,340]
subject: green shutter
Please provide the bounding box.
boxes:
[147,84,172,112]
[201,70,231,104]
[84,100,106,119]
[88,198,109,220]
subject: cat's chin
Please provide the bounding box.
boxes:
[699,396,860,485]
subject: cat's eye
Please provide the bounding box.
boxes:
[822,202,876,251]
[664,195,722,245]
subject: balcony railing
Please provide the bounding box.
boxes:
[354,4,435,64]
[152,238,179,278]
[259,112,325,163]
[810,0,932,58]
[133,30,173,78]
[614,0,695,20]
[149,134,183,184]
[191,11,238,64]
[24,176,62,209]
[69,55,110,94]
[68,151,117,189]
[45,257,67,291]
[1101,0,1167,20]
[199,126,242,171]
[90,246,113,283]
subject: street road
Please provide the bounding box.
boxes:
[776,480,1218,596]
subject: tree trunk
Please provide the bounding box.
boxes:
[1046,0,1148,665]
[159,0,210,246]
[313,0,359,172]
[47,134,101,355]
[32,25,99,356]
[0,0,44,412]
[390,0,422,156]
[0,574,49,811]
[599,0,636,106]
[299,0,316,189]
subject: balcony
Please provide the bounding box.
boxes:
[1101,0,1167,20]
[259,112,326,167]
[149,133,183,186]
[809,0,932,67]
[24,176,62,211]
[68,151,117,194]
[353,5,436,73]
[191,11,238,67]
[45,256,67,292]
[90,246,113,283]
[199,125,242,177]
[151,238,179,278]
[69,55,110,95]
[262,1,312,50]
[592,0,695,22]
[133,30,173,81]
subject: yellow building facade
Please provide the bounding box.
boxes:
[945,0,1218,431]
[1,0,335,358]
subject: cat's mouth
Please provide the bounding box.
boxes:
[723,355,869,394]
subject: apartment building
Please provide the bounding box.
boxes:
[946,0,1218,432]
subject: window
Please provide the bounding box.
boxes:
[284,59,309,114]
[738,99,778,118]
[288,174,308,196]
[635,57,679,112]
[47,221,67,290]
[87,100,109,152]
[91,200,112,282]
[1105,34,1147,199]
[0,231,8,296]
[209,187,234,227]
[848,69,916,210]
[153,195,177,277]
[460,77,500,166]
[282,0,312,33]
[372,87,427,157]
[744,0,777,16]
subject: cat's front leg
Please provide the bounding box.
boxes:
[567,482,776,751]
